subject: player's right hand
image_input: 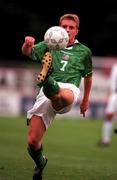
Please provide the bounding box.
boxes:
[25,36,35,47]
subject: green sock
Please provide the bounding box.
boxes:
[27,147,46,169]
[42,76,60,97]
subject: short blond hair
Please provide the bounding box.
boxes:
[59,13,80,28]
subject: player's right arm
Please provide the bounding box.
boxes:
[21,36,35,56]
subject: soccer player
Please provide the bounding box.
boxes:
[21,13,93,180]
[98,63,117,147]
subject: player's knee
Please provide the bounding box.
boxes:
[105,112,114,121]
[106,113,114,120]
[51,88,74,110]
[28,136,38,149]
[61,89,74,105]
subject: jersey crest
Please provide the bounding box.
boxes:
[62,54,70,61]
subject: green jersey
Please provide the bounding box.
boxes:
[31,40,92,87]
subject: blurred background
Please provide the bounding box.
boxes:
[0,0,117,118]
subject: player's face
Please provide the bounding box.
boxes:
[60,18,78,45]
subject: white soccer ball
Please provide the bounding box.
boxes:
[44,26,69,50]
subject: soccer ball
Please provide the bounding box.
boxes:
[44,26,69,50]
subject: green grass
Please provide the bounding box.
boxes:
[0,116,117,180]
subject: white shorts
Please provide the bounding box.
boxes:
[27,82,80,129]
[105,93,117,114]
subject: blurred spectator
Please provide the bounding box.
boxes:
[98,63,117,146]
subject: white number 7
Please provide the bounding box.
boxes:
[60,60,68,71]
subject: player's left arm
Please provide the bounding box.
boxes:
[80,76,92,117]
[80,48,93,117]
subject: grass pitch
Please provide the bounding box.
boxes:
[0,116,117,180]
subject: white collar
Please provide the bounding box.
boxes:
[65,39,79,49]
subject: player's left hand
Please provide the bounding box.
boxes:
[80,99,89,118]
